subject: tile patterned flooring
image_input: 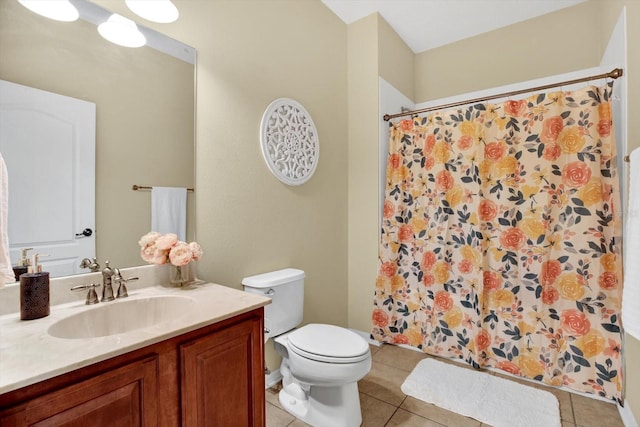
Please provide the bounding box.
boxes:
[266,343,625,427]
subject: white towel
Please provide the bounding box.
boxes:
[0,152,14,285]
[151,187,187,241]
[623,148,640,340]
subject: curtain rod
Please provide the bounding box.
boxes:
[383,68,623,122]
[132,185,194,192]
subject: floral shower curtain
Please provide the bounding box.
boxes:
[371,83,624,402]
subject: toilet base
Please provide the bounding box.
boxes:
[279,381,362,427]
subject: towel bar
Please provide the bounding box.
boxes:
[132,185,194,192]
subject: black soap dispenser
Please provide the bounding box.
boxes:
[12,247,33,282]
[20,253,50,320]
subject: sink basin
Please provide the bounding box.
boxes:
[47,295,196,339]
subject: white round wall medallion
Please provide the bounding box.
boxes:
[259,98,319,186]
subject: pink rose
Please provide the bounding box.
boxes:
[380,261,397,278]
[188,242,204,261]
[138,231,161,248]
[424,134,436,153]
[458,259,473,274]
[399,120,414,132]
[540,116,564,143]
[543,144,561,161]
[398,224,414,242]
[483,271,502,291]
[434,290,453,311]
[435,170,454,191]
[499,227,526,251]
[156,233,178,250]
[169,242,193,266]
[597,120,611,137]
[476,329,491,351]
[392,334,409,344]
[562,161,592,188]
[388,153,402,169]
[140,245,168,265]
[539,260,562,286]
[457,135,473,151]
[561,309,591,336]
[484,142,505,161]
[478,200,498,221]
[421,251,437,271]
[372,309,389,328]
[598,272,617,290]
[497,361,521,376]
[383,200,394,219]
[504,100,527,117]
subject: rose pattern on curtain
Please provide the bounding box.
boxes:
[372,83,623,402]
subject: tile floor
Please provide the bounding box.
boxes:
[266,343,625,427]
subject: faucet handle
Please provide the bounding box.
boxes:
[79,257,100,272]
[114,268,139,299]
[71,283,100,305]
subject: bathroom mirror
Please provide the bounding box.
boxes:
[0,0,195,279]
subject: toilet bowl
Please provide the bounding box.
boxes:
[275,324,371,427]
[242,269,372,427]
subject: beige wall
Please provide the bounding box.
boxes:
[347,13,415,332]
[414,0,601,103]
[119,0,349,371]
[0,0,195,269]
[378,14,414,101]
[347,14,380,333]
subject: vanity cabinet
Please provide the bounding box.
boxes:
[181,313,265,426]
[0,308,265,427]
[0,356,159,426]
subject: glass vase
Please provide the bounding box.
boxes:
[169,263,192,287]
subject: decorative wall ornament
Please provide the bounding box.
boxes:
[259,98,319,186]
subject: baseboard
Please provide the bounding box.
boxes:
[265,369,282,389]
[619,400,639,427]
[349,328,381,346]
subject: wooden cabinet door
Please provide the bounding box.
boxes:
[0,356,158,427]
[181,314,265,427]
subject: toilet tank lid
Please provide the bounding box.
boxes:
[242,268,305,288]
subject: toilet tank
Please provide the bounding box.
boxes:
[242,268,305,339]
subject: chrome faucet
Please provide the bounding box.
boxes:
[79,257,100,272]
[101,261,115,302]
[113,268,139,299]
[70,265,138,304]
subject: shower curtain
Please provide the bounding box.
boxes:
[372,83,624,402]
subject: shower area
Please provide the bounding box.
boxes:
[373,71,625,404]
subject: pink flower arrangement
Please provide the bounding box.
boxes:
[138,232,203,267]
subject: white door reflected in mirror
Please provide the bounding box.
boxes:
[0,80,95,279]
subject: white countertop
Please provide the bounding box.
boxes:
[0,275,270,395]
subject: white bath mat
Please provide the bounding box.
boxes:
[401,358,561,427]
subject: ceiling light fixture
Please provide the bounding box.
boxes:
[125,0,179,24]
[98,14,146,48]
[17,0,79,22]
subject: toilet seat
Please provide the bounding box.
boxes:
[287,324,370,364]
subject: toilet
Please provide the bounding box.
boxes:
[242,268,371,427]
